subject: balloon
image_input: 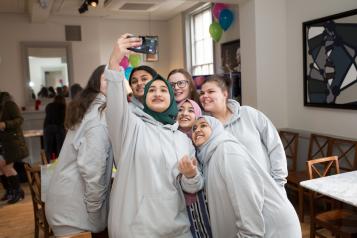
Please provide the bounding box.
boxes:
[129,54,141,67]
[119,56,129,69]
[219,9,234,31]
[209,22,223,42]
[212,3,228,19]
[125,67,133,80]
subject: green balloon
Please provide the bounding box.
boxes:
[209,22,223,42]
[129,54,141,67]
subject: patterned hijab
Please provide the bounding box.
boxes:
[143,74,178,125]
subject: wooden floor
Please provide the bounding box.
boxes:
[0,184,333,238]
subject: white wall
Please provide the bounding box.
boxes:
[167,13,185,72]
[0,14,170,107]
[239,0,288,127]
[286,0,357,138]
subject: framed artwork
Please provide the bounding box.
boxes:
[221,39,240,73]
[303,9,357,109]
[221,39,241,103]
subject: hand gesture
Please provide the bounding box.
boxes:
[109,33,142,71]
[178,155,198,179]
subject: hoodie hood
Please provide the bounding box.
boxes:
[72,93,107,150]
[130,96,144,110]
[196,116,237,165]
[132,104,179,131]
[225,99,241,127]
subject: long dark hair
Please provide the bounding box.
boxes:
[65,65,106,130]
[0,92,13,115]
[167,68,201,106]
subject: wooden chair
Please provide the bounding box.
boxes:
[329,138,357,172]
[283,132,332,222]
[279,130,304,221]
[61,232,92,238]
[24,163,52,238]
[307,156,357,238]
[40,149,48,165]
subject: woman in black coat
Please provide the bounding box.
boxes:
[0,92,28,204]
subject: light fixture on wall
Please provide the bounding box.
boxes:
[78,0,98,14]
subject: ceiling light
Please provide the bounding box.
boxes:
[88,0,98,7]
[78,1,88,14]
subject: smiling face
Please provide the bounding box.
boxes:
[192,118,212,147]
[145,80,171,112]
[130,70,153,98]
[168,72,190,102]
[177,101,196,129]
[199,81,228,114]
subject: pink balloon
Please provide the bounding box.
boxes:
[119,56,129,69]
[212,3,228,19]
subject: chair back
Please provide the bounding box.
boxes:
[306,156,340,180]
[307,133,332,161]
[61,232,92,238]
[279,130,299,172]
[329,138,357,172]
[40,149,48,165]
[24,163,52,237]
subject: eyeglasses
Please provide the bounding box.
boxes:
[170,80,189,89]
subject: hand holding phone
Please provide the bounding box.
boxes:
[127,35,158,54]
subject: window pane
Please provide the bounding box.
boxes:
[190,7,213,76]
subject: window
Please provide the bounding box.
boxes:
[189,7,214,76]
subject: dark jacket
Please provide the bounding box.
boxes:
[0,101,29,164]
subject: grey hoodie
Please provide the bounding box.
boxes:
[45,94,113,236]
[224,99,287,187]
[105,68,203,238]
[196,116,301,238]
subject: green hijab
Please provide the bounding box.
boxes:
[143,74,178,125]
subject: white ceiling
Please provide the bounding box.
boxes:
[0,0,239,22]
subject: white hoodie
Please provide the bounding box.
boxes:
[105,68,203,238]
[224,99,288,188]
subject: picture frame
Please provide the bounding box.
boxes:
[303,9,357,110]
[221,39,241,73]
[221,39,242,103]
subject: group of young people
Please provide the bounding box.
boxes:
[45,34,301,238]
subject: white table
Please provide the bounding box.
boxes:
[300,171,357,207]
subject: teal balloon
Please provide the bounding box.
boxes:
[219,9,234,31]
[125,67,133,80]
[209,22,223,42]
[129,54,141,67]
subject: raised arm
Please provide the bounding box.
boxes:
[105,34,142,165]
[220,145,265,237]
[255,109,287,187]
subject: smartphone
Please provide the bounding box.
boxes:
[127,36,158,54]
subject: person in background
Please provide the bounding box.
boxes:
[177,99,212,238]
[70,83,83,100]
[62,85,69,97]
[168,68,201,106]
[190,116,301,238]
[106,34,203,237]
[48,86,56,98]
[37,86,49,98]
[43,95,66,161]
[128,65,157,110]
[45,65,113,237]
[0,92,28,204]
[199,76,287,190]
